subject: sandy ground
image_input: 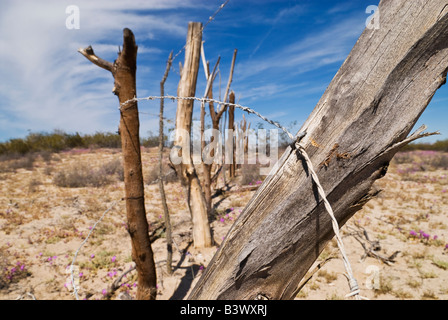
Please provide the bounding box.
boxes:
[0,148,447,300]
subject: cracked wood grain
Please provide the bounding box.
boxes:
[188,0,448,300]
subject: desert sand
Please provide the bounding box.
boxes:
[0,148,447,300]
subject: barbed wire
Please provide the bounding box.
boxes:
[70,199,122,300]
[120,93,362,299]
[171,0,230,73]
[294,142,365,300]
[121,95,296,141]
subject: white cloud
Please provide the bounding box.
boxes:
[0,0,200,141]
[239,16,364,80]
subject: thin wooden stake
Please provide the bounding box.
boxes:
[159,51,173,275]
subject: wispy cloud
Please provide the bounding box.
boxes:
[239,15,364,80]
[0,0,201,140]
[250,4,305,57]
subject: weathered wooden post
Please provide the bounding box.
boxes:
[189,0,448,299]
[173,22,213,248]
[159,52,174,274]
[78,28,157,300]
[228,91,236,178]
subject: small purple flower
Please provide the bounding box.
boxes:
[220,217,225,223]
[111,256,116,263]
[90,254,95,259]
[102,289,107,295]
[410,230,417,237]
[433,235,438,240]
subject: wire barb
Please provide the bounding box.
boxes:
[120,95,296,141]
[120,93,364,300]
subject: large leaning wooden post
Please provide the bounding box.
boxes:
[78,28,157,300]
[172,22,213,248]
[189,0,448,299]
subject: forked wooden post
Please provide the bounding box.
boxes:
[78,28,157,300]
[173,22,213,248]
[189,0,448,299]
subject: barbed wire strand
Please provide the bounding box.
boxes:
[295,142,366,300]
[121,95,295,141]
[171,0,230,71]
[121,94,364,300]
[70,200,121,300]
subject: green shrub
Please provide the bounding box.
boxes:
[0,130,122,157]
[82,132,121,149]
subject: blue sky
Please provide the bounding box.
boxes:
[0,0,447,143]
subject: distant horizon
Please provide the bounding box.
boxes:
[1,127,447,149]
[1,0,447,144]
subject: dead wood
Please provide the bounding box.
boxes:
[173,22,213,248]
[188,1,448,300]
[79,28,157,300]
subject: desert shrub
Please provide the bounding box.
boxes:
[240,164,263,185]
[6,138,31,155]
[0,246,31,289]
[37,150,53,163]
[403,139,448,152]
[427,153,448,169]
[101,158,124,181]
[394,151,448,170]
[0,153,36,172]
[392,152,414,165]
[141,131,159,148]
[25,131,67,152]
[28,178,43,193]
[53,162,118,188]
[82,132,121,149]
[145,165,177,185]
[0,130,122,157]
